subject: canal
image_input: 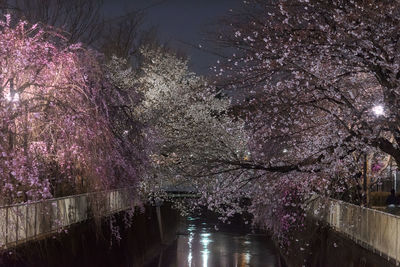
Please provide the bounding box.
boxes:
[0,206,283,267]
[145,213,282,267]
[1,204,397,267]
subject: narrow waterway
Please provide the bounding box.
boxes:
[1,206,283,267]
[146,213,282,267]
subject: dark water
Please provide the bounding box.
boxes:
[146,214,282,267]
[1,207,283,267]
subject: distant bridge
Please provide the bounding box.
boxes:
[162,183,200,199]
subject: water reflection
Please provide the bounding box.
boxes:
[149,215,280,267]
[200,233,211,267]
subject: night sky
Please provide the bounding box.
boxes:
[103,0,243,74]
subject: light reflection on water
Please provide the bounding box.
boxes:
[200,233,211,267]
[151,215,280,267]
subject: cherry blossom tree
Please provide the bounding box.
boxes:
[0,15,138,203]
[102,55,150,189]
[135,46,251,209]
[199,0,400,237]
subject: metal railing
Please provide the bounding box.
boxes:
[308,196,400,264]
[0,188,133,249]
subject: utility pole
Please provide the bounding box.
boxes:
[363,153,371,206]
[389,158,398,194]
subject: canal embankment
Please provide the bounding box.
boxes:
[1,198,399,267]
[0,204,180,267]
[280,219,397,267]
[281,196,400,267]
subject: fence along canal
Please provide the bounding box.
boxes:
[0,188,132,249]
[309,196,400,264]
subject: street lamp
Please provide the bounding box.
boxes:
[4,78,19,103]
[5,92,19,102]
[372,104,384,117]
[370,104,398,196]
[362,104,386,205]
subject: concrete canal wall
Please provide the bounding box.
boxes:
[308,196,400,265]
[0,204,181,267]
[281,196,400,267]
[0,188,133,250]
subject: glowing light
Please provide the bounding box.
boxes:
[244,252,251,265]
[372,105,384,116]
[202,250,209,267]
[5,92,19,102]
[282,148,288,153]
[188,224,196,232]
[200,233,212,267]
[187,233,193,267]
